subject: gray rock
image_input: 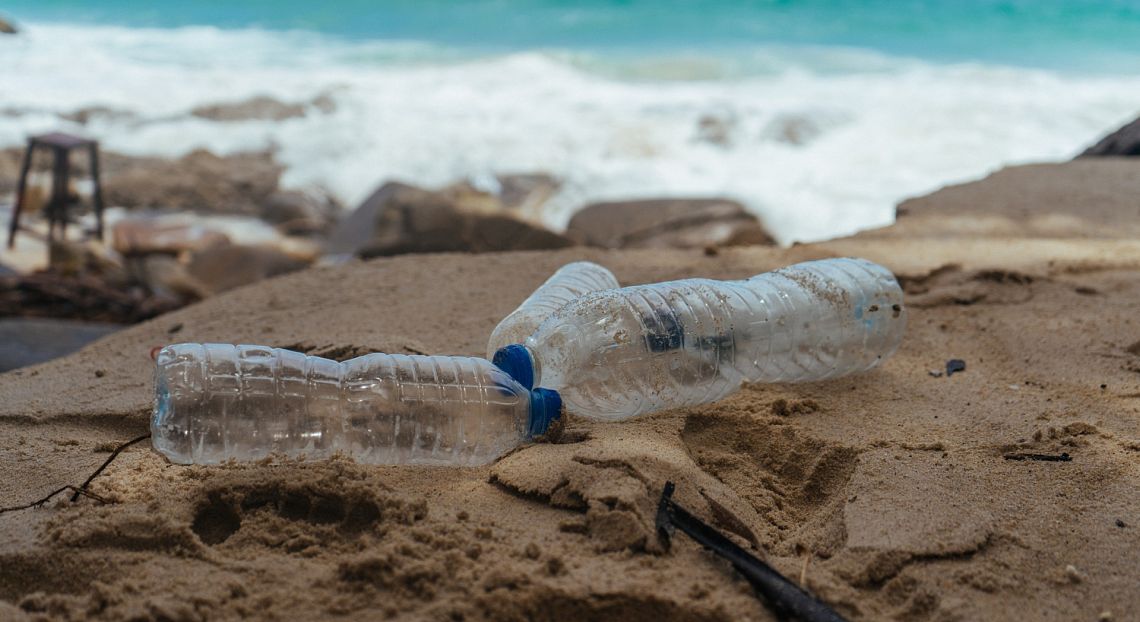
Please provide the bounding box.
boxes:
[101,149,283,215]
[190,93,337,122]
[761,114,823,146]
[567,198,775,250]
[695,113,736,147]
[325,181,574,258]
[260,189,341,234]
[59,106,138,126]
[1078,115,1140,157]
[494,173,561,213]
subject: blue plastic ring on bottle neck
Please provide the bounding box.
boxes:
[493,344,535,389]
[527,388,562,437]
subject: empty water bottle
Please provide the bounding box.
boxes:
[493,257,906,421]
[151,344,562,466]
[487,261,620,359]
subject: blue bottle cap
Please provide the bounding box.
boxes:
[527,388,562,438]
[493,344,535,389]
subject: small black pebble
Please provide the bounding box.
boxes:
[946,359,966,377]
[167,323,184,334]
[1116,519,1127,528]
[1100,384,1107,389]
[94,370,105,378]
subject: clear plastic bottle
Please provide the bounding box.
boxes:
[151,344,562,466]
[487,261,620,360]
[493,257,906,421]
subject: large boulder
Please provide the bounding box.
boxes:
[326,182,574,258]
[1079,115,1140,157]
[0,16,17,34]
[566,198,775,250]
[101,149,283,215]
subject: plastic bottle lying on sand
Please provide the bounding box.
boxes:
[487,261,620,359]
[151,344,562,466]
[493,257,906,421]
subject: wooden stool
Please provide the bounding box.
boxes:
[7,132,105,248]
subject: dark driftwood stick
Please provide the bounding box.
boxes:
[70,434,152,502]
[0,485,109,514]
[656,481,848,622]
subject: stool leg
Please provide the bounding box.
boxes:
[89,143,105,241]
[7,140,34,249]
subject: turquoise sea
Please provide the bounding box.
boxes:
[2,1,1139,242]
[8,0,1140,71]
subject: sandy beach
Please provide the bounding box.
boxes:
[1,158,1138,621]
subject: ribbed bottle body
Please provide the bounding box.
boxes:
[152,345,532,466]
[487,261,620,358]
[525,258,906,420]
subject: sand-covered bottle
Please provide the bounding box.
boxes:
[487,261,620,359]
[151,344,561,466]
[493,257,906,420]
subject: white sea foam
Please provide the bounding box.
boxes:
[1,22,1138,243]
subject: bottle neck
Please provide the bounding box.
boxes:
[493,343,537,389]
[526,388,562,437]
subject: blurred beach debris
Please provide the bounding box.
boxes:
[0,15,17,34]
[1079,114,1140,157]
[567,198,774,250]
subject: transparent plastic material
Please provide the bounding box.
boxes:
[495,257,906,421]
[487,261,620,359]
[151,344,561,466]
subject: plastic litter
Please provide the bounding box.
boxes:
[151,344,561,466]
[494,257,906,420]
[487,261,619,359]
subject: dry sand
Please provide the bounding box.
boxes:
[2,160,1139,621]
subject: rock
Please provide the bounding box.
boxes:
[493,173,561,214]
[101,149,283,215]
[130,254,210,300]
[48,239,126,279]
[59,106,138,126]
[566,198,775,250]
[190,94,336,122]
[695,113,736,147]
[875,160,1140,240]
[761,114,822,146]
[260,189,341,234]
[185,244,312,295]
[324,182,420,256]
[111,218,231,257]
[0,16,18,34]
[1078,115,1140,157]
[327,182,574,258]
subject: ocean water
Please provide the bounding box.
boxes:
[1,1,1139,243]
